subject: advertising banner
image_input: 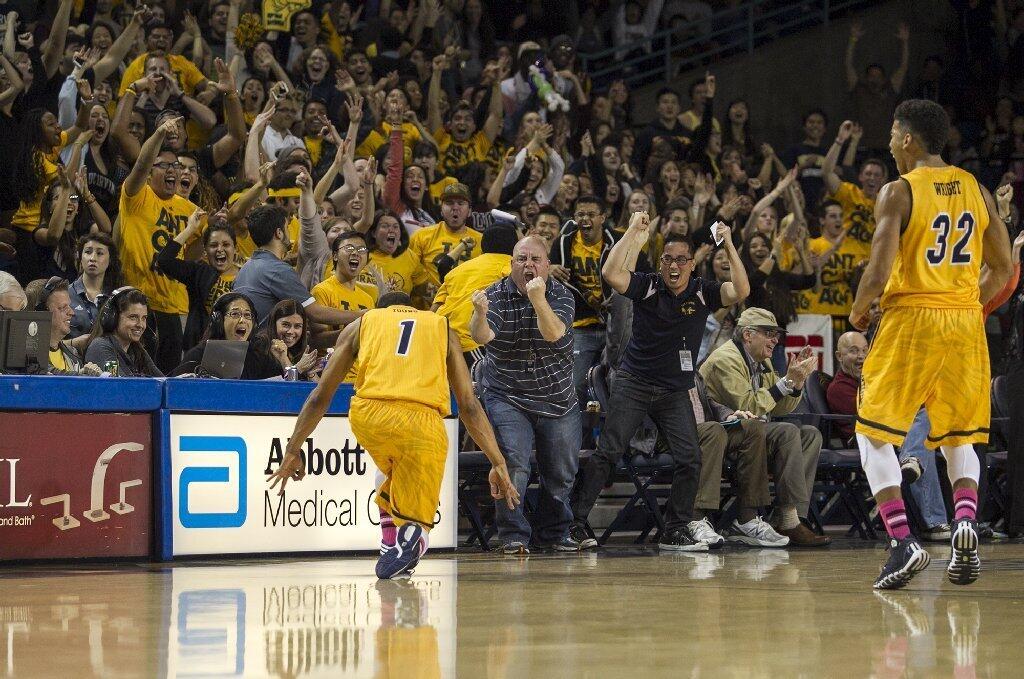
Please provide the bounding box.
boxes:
[168,414,459,556]
[0,412,152,559]
[785,314,834,375]
[165,560,457,678]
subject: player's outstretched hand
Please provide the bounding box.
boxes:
[489,463,520,510]
[268,449,306,495]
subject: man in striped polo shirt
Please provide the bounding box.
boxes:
[470,235,581,555]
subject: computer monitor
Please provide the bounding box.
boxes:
[0,311,51,374]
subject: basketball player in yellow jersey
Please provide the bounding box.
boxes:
[849,100,1013,590]
[269,291,519,579]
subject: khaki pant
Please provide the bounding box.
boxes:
[695,419,771,511]
[765,422,822,518]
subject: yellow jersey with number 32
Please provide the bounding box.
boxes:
[355,306,451,415]
[881,166,989,310]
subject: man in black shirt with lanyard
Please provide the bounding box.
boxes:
[569,213,750,550]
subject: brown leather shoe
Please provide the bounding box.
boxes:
[778,523,832,547]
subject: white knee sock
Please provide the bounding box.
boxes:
[939,444,981,485]
[856,433,903,494]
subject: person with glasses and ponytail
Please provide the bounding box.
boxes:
[118,115,201,373]
[172,292,282,379]
[157,207,241,351]
[83,287,163,377]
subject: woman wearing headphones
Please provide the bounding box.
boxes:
[172,292,283,380]
[83,287,163,377]
[156,207,241,351]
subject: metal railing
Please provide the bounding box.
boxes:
[578,0,878,89]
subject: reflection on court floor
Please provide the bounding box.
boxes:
[166,561,456,678]
[3,544,1024,678]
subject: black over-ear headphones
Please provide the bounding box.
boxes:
[99,286,139,334]
[208,291,256,334]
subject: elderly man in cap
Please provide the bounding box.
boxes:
[409,183,483,292]
[699,307,830,547]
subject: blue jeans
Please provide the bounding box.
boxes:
[483,393,582,546]
[900,409,948,528]
[572,327,606,411]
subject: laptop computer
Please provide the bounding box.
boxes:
[200,340,248,379]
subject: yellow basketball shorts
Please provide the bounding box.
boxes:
[856,306,990,449]
[349,396,449,528]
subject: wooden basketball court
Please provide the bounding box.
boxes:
[2,539,1023,677]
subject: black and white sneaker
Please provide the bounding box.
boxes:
[687,518,726,549]
[947,518,981,586]
[658,525,709,552]
[568,521,599,551]
[874,537,931,590]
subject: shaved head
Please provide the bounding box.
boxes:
[836,331,868,378]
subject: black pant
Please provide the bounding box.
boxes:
[571,370,701,531]
[1007,362,1024,533]
[153,311,183,374]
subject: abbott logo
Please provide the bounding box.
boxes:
[179,436,247,528]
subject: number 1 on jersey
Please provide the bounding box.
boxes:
[926,211,974,266]
[396,319,416,356]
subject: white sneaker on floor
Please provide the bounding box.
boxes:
[687,518,725,549]
[723,517,790,547]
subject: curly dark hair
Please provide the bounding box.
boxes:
[894,99,950,155]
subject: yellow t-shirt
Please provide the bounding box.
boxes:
[203,274,237,315]
[355,122,422,159]
[831,182,876,258]
[434,253,512,351]
[304,136,324,167]
[311,276,378,318]
[119,53,206,96]
[359,249,428,295]
[119,184,198,314]
[435,129,493,175]
[429,176,459,202]
[236,231,257,261]
[794,236,865,318]
[12,132,69,232]
[408,222,483,288]
[570,232,604,328]
[312,276,378,382]
[49,347,68,373]
[680,110,721,133]
[287,215,301,257]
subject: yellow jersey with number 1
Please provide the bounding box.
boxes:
[882,166,989,310]
[355,306,451,415]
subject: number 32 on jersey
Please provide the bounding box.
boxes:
[926,211,974,266]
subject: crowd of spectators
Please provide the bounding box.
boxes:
[0,0,1022,543]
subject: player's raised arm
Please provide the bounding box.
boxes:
[978,184,1014,305]
[445,328,520,509]
[850,180,909,329]
[268,319,362,494]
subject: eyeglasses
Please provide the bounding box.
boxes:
[225,310,254,320]
[338,245,369,254]
[660,255,693,266]
[153,161,184,170]
[755,328,782,340]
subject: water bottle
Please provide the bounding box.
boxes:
[283,365,299,381]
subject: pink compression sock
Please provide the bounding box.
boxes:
[953,488,978,522]
[380,510,397,547]
[878,498,911,540]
